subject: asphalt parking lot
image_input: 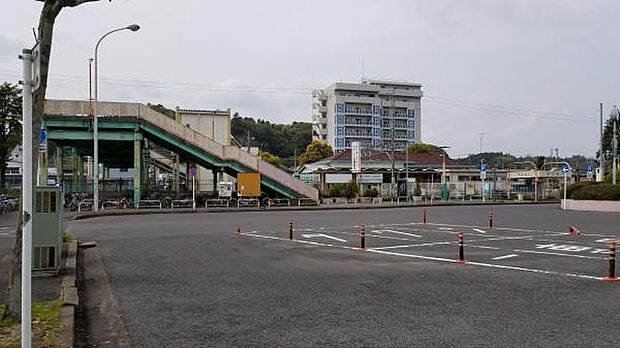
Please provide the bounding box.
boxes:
[73,204,620,347]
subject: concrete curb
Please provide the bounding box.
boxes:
[58,240,78,348]
[70,200,559,221]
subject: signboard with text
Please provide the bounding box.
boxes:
[351,141,361,173]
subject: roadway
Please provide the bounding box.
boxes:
[73,204,620,347]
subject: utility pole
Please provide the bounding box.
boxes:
[293,148,297,173]
[479,133,486,153]
[20,48,34,348]
[601,103,605,180]
[611,106,619,185]
[390,88,396,200]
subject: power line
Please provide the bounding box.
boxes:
[424,97,597,123]
[0,68,600,123]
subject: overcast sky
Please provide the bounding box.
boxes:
[2,0,620,159]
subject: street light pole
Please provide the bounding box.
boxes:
[612,106,619,185]
[93,24,140,212]
[542,161,572,210]
[19,48,33,348]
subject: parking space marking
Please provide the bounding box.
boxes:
[513,249,604,260]
[301,233,347,243]
[377,229,422,238]
[369,249,604,281]
[492,254,519,260]
[472,228,487,234]
[242,229,607,281]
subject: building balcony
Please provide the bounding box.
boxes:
[344,120,373,126]
[344,131,372,137]
[344,108,372,115]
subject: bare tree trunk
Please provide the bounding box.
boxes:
[5,0,103,321]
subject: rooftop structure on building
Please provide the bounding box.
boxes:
[312,78,422,153]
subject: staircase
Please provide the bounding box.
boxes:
[44,99,319,201]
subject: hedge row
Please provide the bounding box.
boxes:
[567,182,620,201]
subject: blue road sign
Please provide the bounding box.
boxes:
[561,166,570,174]
[586,165,593,173]
[38,129,47,144]
[480,163,487,172]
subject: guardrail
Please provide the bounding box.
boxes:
[299,198,318,206]
[269,198,291,207]
[237,198,260,209]
[77,200,94,213]
[137,200,162,210]
[101,200,129,210]
[205,199,230,208]
[171,199,193,209]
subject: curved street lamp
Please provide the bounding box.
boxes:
[93,24,140,211]
[542,161,572,210]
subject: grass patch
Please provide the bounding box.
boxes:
[0,305,16,327]
[62,232,72,243]
[0,301,63,347]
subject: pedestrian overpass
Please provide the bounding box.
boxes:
[43,99,318,204]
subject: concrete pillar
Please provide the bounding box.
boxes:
[141,147,149,193]
[174,154,180,194]
[134,134,142,207]
[71,147,77,193]
[212,169,218,192]
[76,155,83,192]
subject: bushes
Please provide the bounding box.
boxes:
[567,182,620,201]
[414,182,422,196]
[363,187,379,197]
[322,181,360,199]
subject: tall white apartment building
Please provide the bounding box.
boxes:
[312,79,422,153]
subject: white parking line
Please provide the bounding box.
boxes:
[378,229,422,238]
[492,254,518,260]
[472,228,487,234]
[370,249,603,281]
[301,233,347,243]
[242,231,605,281]
[513,249,604,260]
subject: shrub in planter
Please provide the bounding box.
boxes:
[567,181,620,201]
[363,188,379,198]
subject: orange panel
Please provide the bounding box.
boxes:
[238,173,261,197]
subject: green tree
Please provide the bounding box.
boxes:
[405,143,444,154]
[0,83,22,190]
[259,149,281,166]
[299,141,333,166]
[230,114,311,161]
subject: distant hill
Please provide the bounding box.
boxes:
[230,113,311,164]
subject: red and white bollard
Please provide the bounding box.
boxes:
[604,240,620,281]
[457,231,467,264]
[488,210,493,229]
